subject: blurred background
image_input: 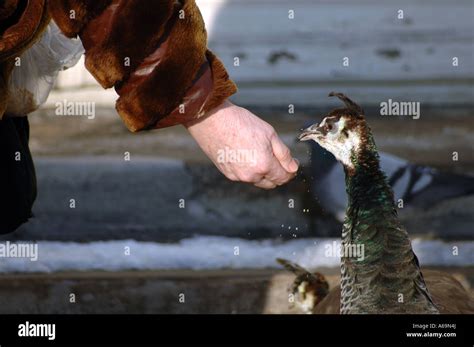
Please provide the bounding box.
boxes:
[0,0,472,313]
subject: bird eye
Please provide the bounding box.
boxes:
[326,121,338,134]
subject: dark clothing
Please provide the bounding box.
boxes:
[0,116,36,233]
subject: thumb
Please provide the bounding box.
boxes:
[271,134,299,173]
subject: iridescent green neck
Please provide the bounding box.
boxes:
[345,135,396,222]
[340,132,438,314]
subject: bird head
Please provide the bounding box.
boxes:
[299,92,367,169]
[276,258,330,313]
[293,272,330,313]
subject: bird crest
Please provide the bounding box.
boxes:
[328,92,364,117]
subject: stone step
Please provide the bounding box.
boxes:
[0,267,471,314]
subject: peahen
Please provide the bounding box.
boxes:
[302,123,474,223]
[293,92,474,314]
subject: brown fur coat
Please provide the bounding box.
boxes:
[0,0,237,130]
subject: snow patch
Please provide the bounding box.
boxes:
[0,237,472,273]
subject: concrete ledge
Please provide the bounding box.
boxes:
[0,268,471,314]
[0,270,309,314]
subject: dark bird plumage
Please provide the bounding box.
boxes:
[295,92,474,314]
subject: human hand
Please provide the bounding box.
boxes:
[185,101,299,189]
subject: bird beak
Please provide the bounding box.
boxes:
[298,123,321,141]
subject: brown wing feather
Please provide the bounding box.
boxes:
[423,270,474,314]
[313,287,340,314]
[312,269,473,314]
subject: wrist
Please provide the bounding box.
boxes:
[183,100,233,129]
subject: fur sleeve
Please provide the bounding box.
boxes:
[49,0,237,132]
